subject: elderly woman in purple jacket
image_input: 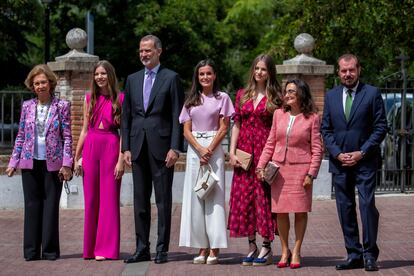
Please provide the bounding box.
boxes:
[6,64,73,261]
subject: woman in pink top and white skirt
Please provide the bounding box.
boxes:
[179,59,234,265]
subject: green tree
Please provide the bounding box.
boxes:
[0,0,42,88]
[1,0,413,91]
[256,0,414,85]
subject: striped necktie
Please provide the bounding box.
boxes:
[143,70,154,111]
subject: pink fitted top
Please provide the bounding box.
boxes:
[85,92,124,131]
[179,91,235,131]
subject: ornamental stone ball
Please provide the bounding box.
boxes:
[52,27,97,62]
[66,28,87,52]
[294,33,315,55]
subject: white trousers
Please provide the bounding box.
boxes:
[179,131,228,249]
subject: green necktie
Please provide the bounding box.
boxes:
[345,89,353,120]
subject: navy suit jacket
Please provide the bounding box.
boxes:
[121,65,184,161]
[321,82,387,173]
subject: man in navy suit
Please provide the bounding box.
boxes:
[321,54,387,271]
[122,35,184,264]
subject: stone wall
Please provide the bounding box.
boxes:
[51,70,94,149]
[276,33,334,115]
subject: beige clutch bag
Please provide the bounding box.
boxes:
[235,149,253,171]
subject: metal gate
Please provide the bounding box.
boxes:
[376,56,413,193]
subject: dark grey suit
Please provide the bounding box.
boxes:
[122,65,184,253]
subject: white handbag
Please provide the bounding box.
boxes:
[193,163,219,200]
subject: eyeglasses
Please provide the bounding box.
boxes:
[285,89,297,95]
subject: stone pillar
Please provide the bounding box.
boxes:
[48,28,99,149]
[276,33,334,114]
[47,28,99,207]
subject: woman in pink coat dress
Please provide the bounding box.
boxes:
[74,60,124,261]
[6,64,73,261]
[257,79,323,269]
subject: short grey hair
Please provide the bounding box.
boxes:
[141,35,162,49]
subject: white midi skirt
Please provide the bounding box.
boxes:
[179,131,228,249]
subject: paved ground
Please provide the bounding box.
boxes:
[0,195,413,276]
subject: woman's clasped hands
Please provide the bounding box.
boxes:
[198,146,212,165]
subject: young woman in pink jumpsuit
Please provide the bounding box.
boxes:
[74,60,125,261]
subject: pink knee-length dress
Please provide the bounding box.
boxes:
[82,93,124,259]
[258,109,323,213]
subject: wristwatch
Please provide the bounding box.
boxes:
[360,150,366,158]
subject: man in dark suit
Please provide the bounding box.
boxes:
[321,54,387,272]
[122,35,184,264]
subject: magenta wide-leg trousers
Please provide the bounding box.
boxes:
[82,129,121,259]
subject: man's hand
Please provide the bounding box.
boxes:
[337,151,363,167]
[165,149,179,168]
[124,151,132,167]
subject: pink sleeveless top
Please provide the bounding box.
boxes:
[85,92,124,131]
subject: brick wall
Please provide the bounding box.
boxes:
[280,74,327,115]
[52,65,96,153]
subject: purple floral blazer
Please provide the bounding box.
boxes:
[8,97,73,171]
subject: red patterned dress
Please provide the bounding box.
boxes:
[228,89,276,240]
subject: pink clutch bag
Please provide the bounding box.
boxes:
[264,161,280,185]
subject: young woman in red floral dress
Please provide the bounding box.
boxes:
[228,54,282,266]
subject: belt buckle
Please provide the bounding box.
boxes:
[196,132,208,139]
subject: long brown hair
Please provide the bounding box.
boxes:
[240,54,282,113]
[88,60,122,125]
[184,59,220,108]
